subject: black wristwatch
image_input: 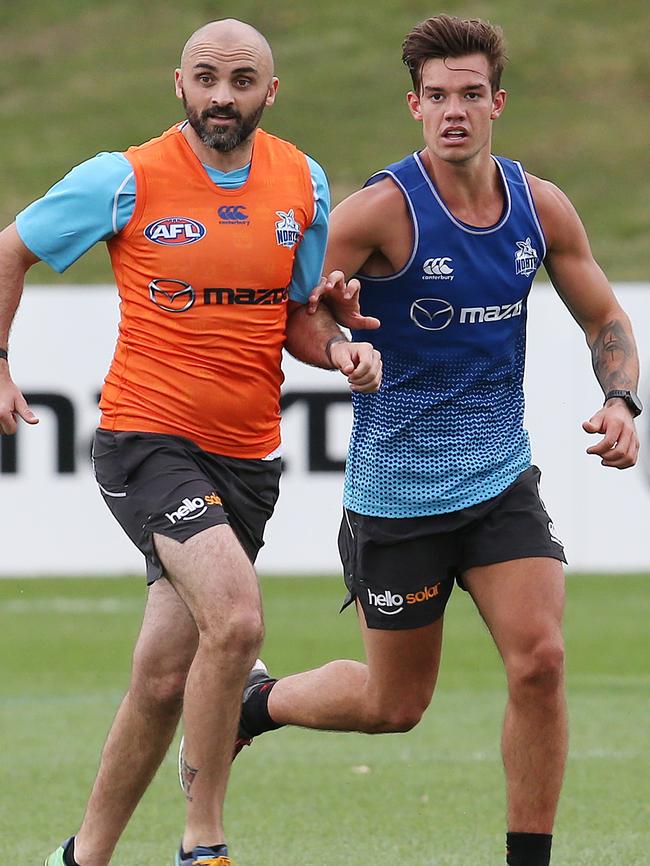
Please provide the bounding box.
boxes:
[603,389,643,418]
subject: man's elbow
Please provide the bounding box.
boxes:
[0,224,40,272]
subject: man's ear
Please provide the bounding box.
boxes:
[407,90,423,122]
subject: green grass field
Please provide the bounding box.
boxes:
[2,0,650,280]
[1,574,649,865]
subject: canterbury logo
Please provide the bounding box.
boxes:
[423,257,454,278]
[218,205,248,222]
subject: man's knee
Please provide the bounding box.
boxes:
[360,694,430,734]
[130,661,190,712]
[198,607,264,664]
[507,638,565,700]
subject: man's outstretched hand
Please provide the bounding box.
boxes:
[308,271,380,330]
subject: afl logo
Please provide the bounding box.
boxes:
[410,298,454,331]
[144,217,206,246]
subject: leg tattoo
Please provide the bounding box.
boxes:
[180,755,198,801]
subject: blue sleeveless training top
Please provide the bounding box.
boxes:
[345,152,546,517]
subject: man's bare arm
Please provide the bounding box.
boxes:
[308,180,408,328]
[533,177,640,468]
[285,301,382,393]
[589,318,637,394]
[0,224,40,433]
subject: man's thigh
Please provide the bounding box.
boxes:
[131,577,198,688]
[463,557,565,661]
[154,524,262,634]
[358,603,445,707]
[457,466,566,656]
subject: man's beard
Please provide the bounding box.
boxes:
[182,92,267,153]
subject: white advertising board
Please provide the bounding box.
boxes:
[0,284,648,575]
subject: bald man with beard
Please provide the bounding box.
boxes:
[0,19,381,866]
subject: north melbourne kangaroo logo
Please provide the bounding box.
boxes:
[514,238,539,276]
[275,210,301,249]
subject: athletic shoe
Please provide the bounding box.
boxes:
[43,838,73,866]
[174,845,231,865]
[178,659,273,793]
[236,657,275,750]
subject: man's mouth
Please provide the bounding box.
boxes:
[205,112,239,122]
[442,128,468,140]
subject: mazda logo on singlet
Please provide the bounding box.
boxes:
[148,279,195,312]
[410,298,454,331]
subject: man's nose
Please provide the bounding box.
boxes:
[210,83,235,106]
[444,96,466,119]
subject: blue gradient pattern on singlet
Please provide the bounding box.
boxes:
[345,153,546,517]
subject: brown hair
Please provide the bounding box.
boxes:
[402,14,507,93]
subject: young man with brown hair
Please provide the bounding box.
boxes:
[223,14,641,866]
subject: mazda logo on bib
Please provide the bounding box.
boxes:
[148,279,195,313]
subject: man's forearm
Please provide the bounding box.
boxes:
[589,315,639,394]
[0,225,35,352]
[285,303,348,369]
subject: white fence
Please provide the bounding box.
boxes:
[1,283,648,575]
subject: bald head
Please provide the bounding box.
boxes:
[175,18,279,158]
[181,19,274,77]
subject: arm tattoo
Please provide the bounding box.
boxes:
[590,319,637,393]
[180,755,198,801]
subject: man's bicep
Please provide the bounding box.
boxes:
[542,190,626,336]
[547,249,615,328]
[323,190,383,277]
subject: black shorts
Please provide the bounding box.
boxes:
[92,429,281,584]
[339,466,566,630]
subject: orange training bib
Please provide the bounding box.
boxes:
[100,124,314,457]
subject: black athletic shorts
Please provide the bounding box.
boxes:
[338,465,566,630]
[92,429,281,584]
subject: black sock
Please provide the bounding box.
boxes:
[506,832,552,866]
[62,837,79,866]
[240,679,283,736]
[192,843,229,858]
